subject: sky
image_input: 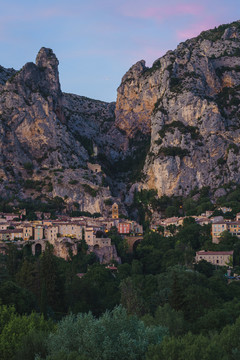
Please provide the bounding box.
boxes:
[0,0,240,102]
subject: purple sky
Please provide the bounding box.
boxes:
[0,0,239,102]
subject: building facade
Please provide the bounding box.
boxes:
[196,250,233,266]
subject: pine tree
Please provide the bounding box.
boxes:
[169,272,185,312]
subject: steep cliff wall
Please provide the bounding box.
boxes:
[2,21,240,208]
[0,48,125,211]
[115,21,240,196]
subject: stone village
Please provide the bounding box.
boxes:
[0,202,237,269]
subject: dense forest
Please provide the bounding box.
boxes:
[1,219,240,359]
[2,185,240,359]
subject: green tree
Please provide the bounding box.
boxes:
[39,243,65,315]
[0,281,36,314]
[0,305,53,360]
[120,277,145,316]
[5,243,20,277]
[68,264,119,315]
[40,306,167,360]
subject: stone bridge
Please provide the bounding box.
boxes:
[125,236,143,252]
[21,239,47,256]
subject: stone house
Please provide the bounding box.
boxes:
[45,225,58,244]
[85,227,111,248]
[212,221,228,243]
[34,226,44,240]
[212,220,240,243]
[3,213,18,221]
[118,222,130,234]
[218,207,232,213]
[0,229,23,241]
[57,223,82,239]
[22,225,33,241]
[196,250,233,267]
[87,162,102,173]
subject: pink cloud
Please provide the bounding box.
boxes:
[120,3,204,22]
[177,18,220,40]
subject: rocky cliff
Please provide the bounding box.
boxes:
[2,20,240,209]
[0,47,128,212]
[115,20,240,197]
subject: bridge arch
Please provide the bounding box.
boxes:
[30,240,46,256]
[125,236,143,252]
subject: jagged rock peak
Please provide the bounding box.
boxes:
[36,47,59,70]
[120,60,146,86]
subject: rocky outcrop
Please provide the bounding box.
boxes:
[0,48,125,212]
[115,60,159,137]
[2,21,240,208]
[89,244,121,264]
[116,20,240,196]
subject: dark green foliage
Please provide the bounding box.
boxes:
[104,198,113,205]
[194,260,215,278]
[169,272,185,311]
[169,76,182,92]
[158,121,201,140]
[153,98,163,114]
[68,179,78,185]
[67,264,119,316]
[0,305,53,360]
[39,243,65,315]
[0,281,36,314]
[107,227,129,263]
[217,157,226,166]
[99,132,150,183]
[165,205,180,217]
[82,184,98,197]
[23,179,44,190]
[143,59,161,76]
[40,306,167,360]
[227,143,239,155]
[197,21,240,42]
[160,146,190,158]
[72,133,93,156]
[14,330,49,360]
[70,210,101,217]
[146,316,240,360]
[23,162,34,171]
[214,85,240,118]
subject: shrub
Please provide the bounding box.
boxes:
[82,184,98,197]
[104,198,113,206]
[23,162,34,171]
[217,157,226,166]
[69,180,78,185]
[227,143,239,155]
[158,121,201,140]
[159,147,190,158]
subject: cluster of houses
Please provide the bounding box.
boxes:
[0,203,142,262]
[0,202,238,268]
[151,207,236,268]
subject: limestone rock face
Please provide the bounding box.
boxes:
[115,60,159,137]
[0,48,125,212]
[2,21,240,209]
[89,244,121,264]
[116,20,240,196]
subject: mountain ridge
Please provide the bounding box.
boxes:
[1,20,240,212]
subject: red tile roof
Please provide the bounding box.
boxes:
[196,250,233,255]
